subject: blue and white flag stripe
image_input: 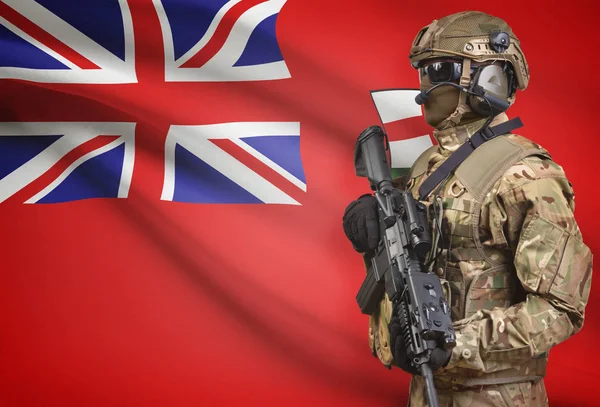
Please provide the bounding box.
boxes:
[0,0,136,83]
[0,122,136,203]
[154,0,290,82]
[162,122,304,204]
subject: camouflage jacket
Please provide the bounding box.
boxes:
[369,114,593,390]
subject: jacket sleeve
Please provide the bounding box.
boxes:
[444,164,593,373]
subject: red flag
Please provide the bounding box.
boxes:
[0,1,597,406]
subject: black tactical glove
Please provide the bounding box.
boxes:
[342,194,380,252]
[389,316,451,375]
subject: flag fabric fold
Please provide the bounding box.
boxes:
[0,1,597,406]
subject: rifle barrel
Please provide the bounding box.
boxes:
[420,363,440,407]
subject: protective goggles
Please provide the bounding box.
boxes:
[419,60,476,84]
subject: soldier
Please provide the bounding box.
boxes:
[342,11,593,407]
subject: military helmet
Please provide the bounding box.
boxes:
[409,11,529,90]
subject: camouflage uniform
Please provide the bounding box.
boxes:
[361,11,594,406]
[369,113,593,406]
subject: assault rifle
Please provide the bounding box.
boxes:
[353,126,456,407]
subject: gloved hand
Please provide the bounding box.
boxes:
[389,316,451,375]
[342,194,380,253]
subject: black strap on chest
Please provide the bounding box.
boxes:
[418,117,524,200]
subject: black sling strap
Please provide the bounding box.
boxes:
[418,117,524,200]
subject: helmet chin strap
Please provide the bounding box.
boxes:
[436,58,473,130]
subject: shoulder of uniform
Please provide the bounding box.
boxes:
[502,133,548,152]
[408,145,438,179]
[496,135,567,195]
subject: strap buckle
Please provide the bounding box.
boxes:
[468,125,496,149]
[480,126,496,141]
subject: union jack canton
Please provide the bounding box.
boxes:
[0,0,305,205]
